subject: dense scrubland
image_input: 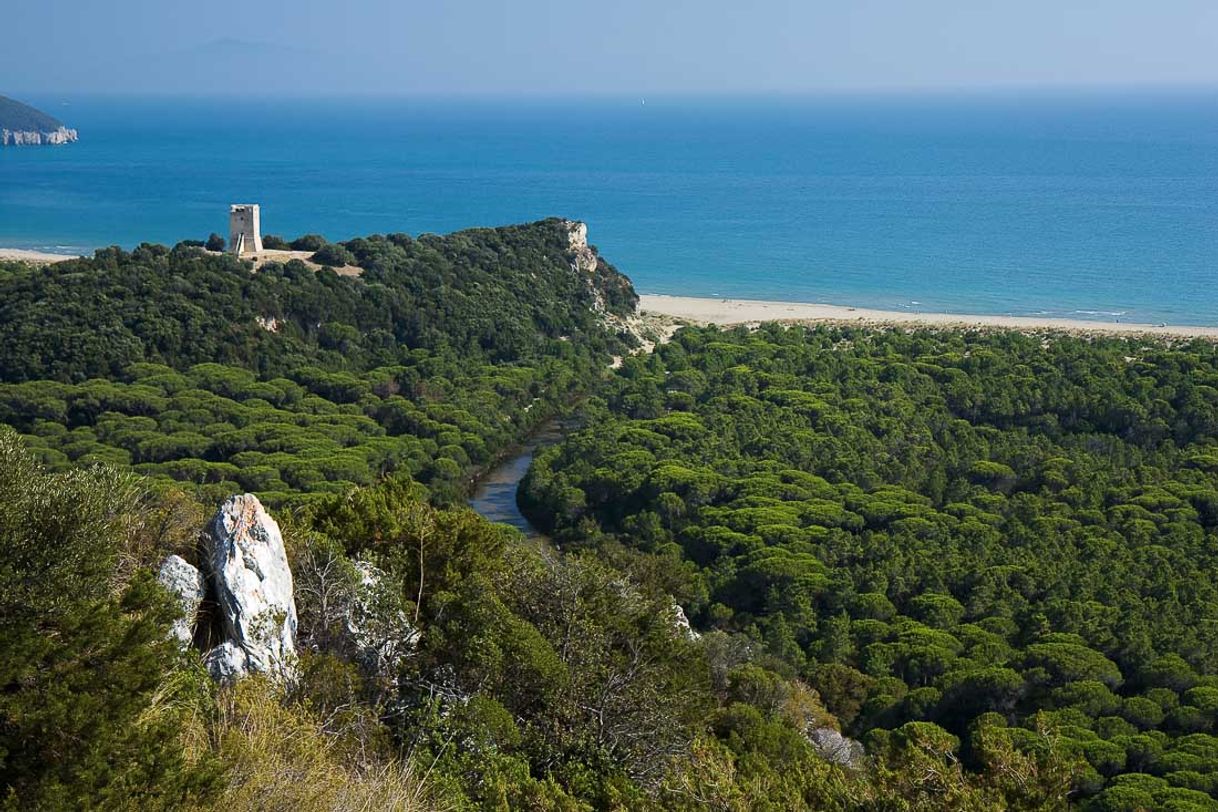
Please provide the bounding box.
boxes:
[3,223,1218,809]
[0,220,635,505]
[523,324,1218,809]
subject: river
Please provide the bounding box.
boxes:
[467,420,569,537]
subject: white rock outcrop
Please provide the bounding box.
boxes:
[564,219,598,275]
[566,219,588,250]
[203,640,250,683]
[807,726,865,768]
[560,219,659,353]
[1,126,78,146]
[206,494,298,682]
[672,603,701,642]
[157,554,205,647]
[255,315,280,333]
[345,561,419,680]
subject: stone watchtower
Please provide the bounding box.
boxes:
[228,204,263,255]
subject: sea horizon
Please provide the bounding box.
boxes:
[3,89,1216,324]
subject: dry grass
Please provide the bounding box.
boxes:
[197,678,438,812]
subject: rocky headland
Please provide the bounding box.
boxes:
[2,125,77,145]
[0,94,77,146]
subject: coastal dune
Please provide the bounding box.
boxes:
[640,294,1218,340]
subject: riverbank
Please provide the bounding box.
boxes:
[468,418,578,541]
[639,294,1218,340]
[0,248,81,263]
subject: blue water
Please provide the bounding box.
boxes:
[3,92,1216,324]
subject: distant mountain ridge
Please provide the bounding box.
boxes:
[0,94,77,145]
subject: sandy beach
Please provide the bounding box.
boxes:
[640,294,1218,340]
[0,248,82,263]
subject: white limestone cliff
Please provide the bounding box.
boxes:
[1,126,78,146]
[564,219,599,275]
[562,219,662,353]
[565,219,588,250]
[563,219,614,321]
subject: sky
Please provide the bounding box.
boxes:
[4,0,1217,96]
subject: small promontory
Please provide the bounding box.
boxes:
[0,94,77,145]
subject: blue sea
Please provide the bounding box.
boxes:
[2,92,1216,324]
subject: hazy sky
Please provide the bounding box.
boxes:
[5,0,1217,95]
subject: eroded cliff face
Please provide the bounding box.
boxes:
[562,219,668,351]
[565,220,598,274]
[564,219,622,318]
[1,126,78,145]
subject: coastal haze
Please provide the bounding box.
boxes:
[4,0,1217,95]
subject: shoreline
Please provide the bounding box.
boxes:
[5,243,1217,340]
[0,247,82,263]
[639,294,1218,340]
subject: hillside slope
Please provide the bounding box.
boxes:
[0,94,77,144]
[0,219,1132,810]
[0,219,638,503]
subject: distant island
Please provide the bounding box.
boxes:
[0,94,77,145]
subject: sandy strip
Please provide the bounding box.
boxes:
[0,248,82,263]
[639,294,1218,340]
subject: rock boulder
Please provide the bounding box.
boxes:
[156,554,204,647]
[204,641,250,683]
[206,494,298,681]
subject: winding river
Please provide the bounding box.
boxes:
[468,421,569,537]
